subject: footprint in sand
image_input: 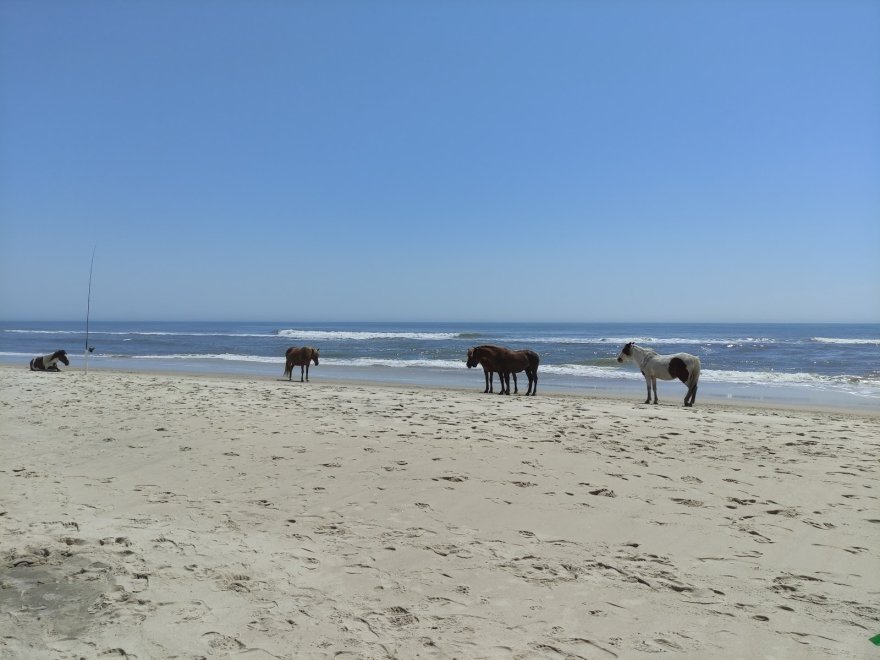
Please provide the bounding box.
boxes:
[202,632,245,651]
[671,498,703,507]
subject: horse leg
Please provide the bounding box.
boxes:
[685,383,697,407]
[643,373,651,404]
[305,363,310,382]
[300,365,305,383]
[652,377,659,404]
[512,373,518,394]
[484,369,491,393]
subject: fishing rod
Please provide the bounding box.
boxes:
[85,246,95,374]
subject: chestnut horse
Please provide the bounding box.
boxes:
[283,346,319,382]
[466,345,502,393]
[495,347,540,396]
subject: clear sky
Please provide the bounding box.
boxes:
[1,1,878,323]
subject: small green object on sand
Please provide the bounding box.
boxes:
[870,633,880,646]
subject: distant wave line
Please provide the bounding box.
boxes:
[275,329,471,341]
[3,329,277,338]
[812,337,880,345]
[521,336,777,345]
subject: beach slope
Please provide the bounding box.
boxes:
[1,367,878,658]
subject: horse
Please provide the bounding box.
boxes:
[30,350,69,372]
[495,347,540,396]
[616,342,700,406]
[466,345,503,393]
[283,346,319,382]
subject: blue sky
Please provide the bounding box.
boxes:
[1,1,878,323]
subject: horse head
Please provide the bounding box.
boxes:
[311,348,319,365]
[56,350,70,366]
[617,342,634,363]
[466,347,479,369]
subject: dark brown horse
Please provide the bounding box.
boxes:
[283,346,319,382]
[467,345,539,395]
[495,347,540,396]
[466,345,503,393]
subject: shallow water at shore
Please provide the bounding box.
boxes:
[3,355,876,414]
[3,321,878,412]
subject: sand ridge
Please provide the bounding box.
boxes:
[1,367,878,659]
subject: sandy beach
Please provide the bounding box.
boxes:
[1,365,878,659]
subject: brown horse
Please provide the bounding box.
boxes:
[467,345,539,395]
[495,347,540,396]
[283,346,319,382]
[466,345,503,393]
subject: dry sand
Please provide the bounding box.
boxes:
[1,365,878,659]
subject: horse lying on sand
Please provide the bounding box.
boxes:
[616,342,700,407]
[467,345,539,396]
[30,350,69,372]
[283,346,319,382]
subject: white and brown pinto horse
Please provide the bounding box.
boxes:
[30,350,69,372]
[617,342,700,407]
[283,346,319,382]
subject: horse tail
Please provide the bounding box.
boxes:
[689,355,701,386]
[282,360,291,378]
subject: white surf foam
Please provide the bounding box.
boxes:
[132,353,283,363]
[275,329,461,341]
[3,329,276,338]
[523,336,776,346]
[812,337,880,346]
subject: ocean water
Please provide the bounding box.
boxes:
[2,321,878,410]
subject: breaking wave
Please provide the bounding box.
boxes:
[524,336,776,346]
[812,337,880,346]
[275,329,465,341]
